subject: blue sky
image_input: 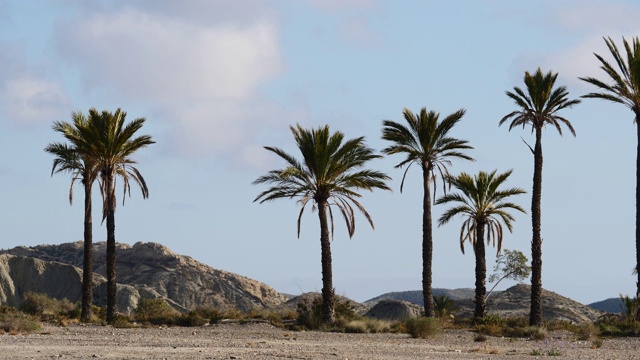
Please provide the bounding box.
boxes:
[1,0,639,305]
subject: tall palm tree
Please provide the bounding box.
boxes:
[45,111,99,322]
[69,108,154,323]
[254,124,390,323]
[579,37,640,311]
[436,170,525,320]
[500,68,580,326]
[381,107,474,317]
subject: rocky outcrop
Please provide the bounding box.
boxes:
[1,241,286,313]
[455,284,603,323]
[0,254,140,313]
[364,299,421,321]
[0,254,83,307]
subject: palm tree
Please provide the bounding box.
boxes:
[436,170,525,320]
[254,124,390,323]
[68,108,154,323]
[500,68,580,326]
[381,107,474,317]
[45,111,99,322]
[580,37,640,311]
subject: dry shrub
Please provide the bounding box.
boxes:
[19,292,77,320]
[591,338,604,349]
[134,298,179,324]
[0,307,41,334]
[529,326,547,340]
[344,318,391,334]
[345,320,367,333]
[401,317,441,339]
[576,322,597,340]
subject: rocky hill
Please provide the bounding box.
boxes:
[454,284,602,323]
[0,241,286,313]
[589,297,624,314]
[364,288,475,307]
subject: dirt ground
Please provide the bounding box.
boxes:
[0,322,639,359]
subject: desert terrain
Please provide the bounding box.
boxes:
[0,322,638,360]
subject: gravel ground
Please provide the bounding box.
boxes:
[0,322,639,359]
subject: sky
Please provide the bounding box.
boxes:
[1,0,639,305]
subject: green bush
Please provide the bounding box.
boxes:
[134,298,179,324]
[401,317,442,339]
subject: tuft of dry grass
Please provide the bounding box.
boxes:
[400,317,441,339]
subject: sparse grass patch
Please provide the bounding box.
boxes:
[0,306,41,334]
[529,326,547,340]
[112,314,137,328]
[400,317,441,339]
[344,320,367,333]
[475,315,550,339]
[344,318,391,334]
[575,322,597,340]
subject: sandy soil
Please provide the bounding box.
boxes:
[0,322,638,359]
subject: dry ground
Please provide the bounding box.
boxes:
[0,322,639,359]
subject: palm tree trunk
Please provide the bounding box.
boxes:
[635,114,640,319]
[317,199,335,324]
[530,127,543,326]
[422,165,435,317]
[474,223,487,321]
[105,173,117,324]
[81,180,93,322]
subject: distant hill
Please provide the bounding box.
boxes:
[364,288,475,307]
[589,297,624,314]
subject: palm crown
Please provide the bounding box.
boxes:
[46,111,100,204]
[64,108,154,218]
[436,170,526,254]
[579,36,640,117]
[500,68,580,136]
[254,124,391,237]
[382,107,474,193]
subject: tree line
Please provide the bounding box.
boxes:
[254,36,640,326]
[47,36,640,326]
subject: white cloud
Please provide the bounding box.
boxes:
[3,76,68,125]
[509,1,640,90]
[309,0,379,12]
[56,9,280,103]
[53,3,287,166]
[552,1,640,34]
